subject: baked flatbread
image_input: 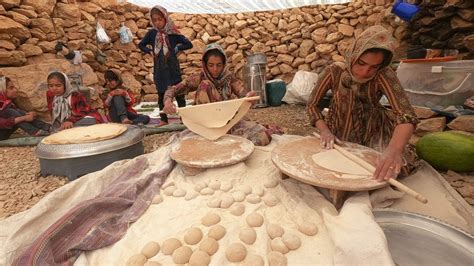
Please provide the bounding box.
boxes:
[42,123,127,145]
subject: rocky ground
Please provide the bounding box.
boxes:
[0,104,472,220]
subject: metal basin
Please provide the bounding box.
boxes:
[374,209,473,266]
[35,125,145,180]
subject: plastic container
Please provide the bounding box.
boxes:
[265,79,286,106]
[391,0,420,22]
[396,60,474,109]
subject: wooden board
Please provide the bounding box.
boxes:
[271,137,387,191]
[170,134,254,169]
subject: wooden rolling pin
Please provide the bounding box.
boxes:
[244,96,261,102]
[313,133,428,204]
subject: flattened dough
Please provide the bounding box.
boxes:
[178,98,252,140]
[311,149,371,176]
[42,123,127,144]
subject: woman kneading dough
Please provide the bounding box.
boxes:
[307,25,419,182]
[163,43,282,146]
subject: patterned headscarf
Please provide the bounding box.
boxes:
[340,25,396,92]
[50,72,77,128]
[149,5,180,57]
[201,43,233,100]
[0,76,13,111]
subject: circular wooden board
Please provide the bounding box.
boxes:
[170,134,255,169]
[271,137,387,191]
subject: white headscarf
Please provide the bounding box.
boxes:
[50,72,77,128]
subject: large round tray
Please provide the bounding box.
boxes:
[374,209,473,265]
[35,125,145,159]
[170,134,254,169]
[271,137,387,191]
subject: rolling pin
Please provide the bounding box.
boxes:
[313,132,428,204]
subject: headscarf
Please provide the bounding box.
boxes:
[0,76,13,111]
[340,25,396,92]
[201,43,233,100]
[50,72,77,127]
[150,5,180,57]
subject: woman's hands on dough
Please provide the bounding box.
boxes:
[163,98,177,114]
[319,130,340,149]
[373,147,403,182]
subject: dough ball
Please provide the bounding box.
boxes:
[246,194,262,204]
[239,227,257,245]
[207,197,221,208]
[270,237,289,254]
[207,224,226,240]
[189,250,211,266]
[243,254,264,266]
[144,261,161,266]
[262,194,279,207]
[184,227,203,245]
[240,185,252,195]
[266,223,284,239]
[151,195,163,204]
[220,182,233,192]
[162,181,175,189]
[163,186,177,196]
[200,187,215,196]
[173,188,186,197]
[201,212,221,226]
[225,242,247,262]
[185,190,199,201]
[252,186,265,197]
[298,222,318,236]
[126,253,147,266]
[172,246,193,264]
[246,212,264,227]
[232,191,246,202]
[268,251,287,266]
[220,194,234,208]
[264,179,280,188]
[199,237,219,255]
[141,241,160,259]
[194,183,207,193]
[230,203,246,216]
[161,238,182,255]
[208,180,221,190]
[282,233,301,250]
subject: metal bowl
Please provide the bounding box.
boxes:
[35,125,145,159]
[374,209,473,265]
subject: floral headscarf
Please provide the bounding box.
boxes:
[201,43,233,100]
[149,5,180,57]
[340,25,397,92]
[50,72,77,127]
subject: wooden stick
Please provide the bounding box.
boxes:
[245,96,261,101]
[313,132,428,203]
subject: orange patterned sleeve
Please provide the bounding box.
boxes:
[306,67,333,126]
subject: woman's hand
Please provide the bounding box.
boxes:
[373,147,403,182]
[245,91,259,104]
[319,130,340,149]
[60,121,74,130]
[163,99,177,114]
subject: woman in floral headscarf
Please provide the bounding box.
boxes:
[163,43,282,146]
[46,71,103,130]
[307,25,419,181]
[0,76,51,140]
[138,5,193,126]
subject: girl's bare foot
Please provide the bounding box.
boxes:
[157,121,168,127]
[121,118,133,124]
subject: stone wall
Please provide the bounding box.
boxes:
[0,0,403,114]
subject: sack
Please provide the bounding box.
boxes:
[118,23,133,44]
[282,70,319,104]
[96,22,110,44]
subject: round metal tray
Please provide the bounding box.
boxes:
[374,209,473,265]
[35,125,145,159]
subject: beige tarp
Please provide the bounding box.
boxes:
[0,134,472,265]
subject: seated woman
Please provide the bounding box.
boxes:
[0,76,51,140]
[307,25,419,182]
[47,71,103,130]
[103,70,150,125]
[163,43,280,146]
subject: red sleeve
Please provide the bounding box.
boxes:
[67,92,92,123]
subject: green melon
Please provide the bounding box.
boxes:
[416,131,474,172]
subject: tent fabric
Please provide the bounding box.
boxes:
[126,0,351,14]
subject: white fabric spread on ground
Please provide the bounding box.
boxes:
[0,134,472,265]
[127,0,350,14]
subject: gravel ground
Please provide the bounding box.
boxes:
[0,104,472,220]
